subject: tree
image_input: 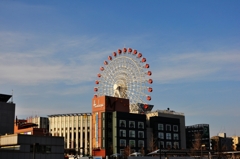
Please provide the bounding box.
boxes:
[148,133,158,153]
[123,145,131,159]
[140,146,145,156]
[192,132,202,150]
[189,132,203,157]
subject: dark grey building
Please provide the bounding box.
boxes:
[186,124,210,150]
[146,109,186,151]
[0,134,64,159]
[0,94,15,135]
[102,111,147,156]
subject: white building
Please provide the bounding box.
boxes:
[48,113,92,156]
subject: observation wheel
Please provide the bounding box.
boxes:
[94,48,153,113]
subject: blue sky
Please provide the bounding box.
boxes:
[0,1,239,137]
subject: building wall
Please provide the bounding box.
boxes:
[48,113,92,156]
[0,101,15,135]
[146,110,186,149]
[0,134,64,159]
[112,111,147,155]
[27,116,49,129]
[185,124,210,150]
[211,135,233,151]
[232,136,240,150]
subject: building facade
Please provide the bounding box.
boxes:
[48,113,92,156]
[211,133,233,151]
[0,134,64,159]
[185,124,210,150]
[232,136,240,151]
[146,109,186,150]
[27,116,49,129]
[102,111,147,156]
[0,93,15,135]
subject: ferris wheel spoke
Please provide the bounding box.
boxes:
[94,48,152,112]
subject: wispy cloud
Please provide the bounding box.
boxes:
[0,32,112,85]
[152,51,240,83]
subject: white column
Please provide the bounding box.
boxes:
[80,115,83,155]
[76,115,79,154]
[67,116,70,148]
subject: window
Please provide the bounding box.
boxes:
[138,122,144,129]
[138,131,144,138]
[158,141,164,148]
[166,133,171,140]
[120,139,126,147]
[120,120,126,127]
[129,121,135,128]
[160,141,164,148]
[173,142,179,149]
[130,149,135,153]
[158,124,164,130]
[120,149,124,156]
[120,130,126,137]
[129,140,135,147]
[173,133,179,140]
[138,140,144,148]
[166,142,172,149]
[158,132,164,139]
[129,130,135,137]
[166,124,171,131]
[173,125,178,132]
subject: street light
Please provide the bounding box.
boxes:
[201,144,205,159]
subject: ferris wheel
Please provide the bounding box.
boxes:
[94,48,153,113]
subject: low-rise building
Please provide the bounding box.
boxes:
[146,108,186,151]
[48,113,92,156]
[211,133,233,151]
[0,134,64,159]
[185,124,210,150]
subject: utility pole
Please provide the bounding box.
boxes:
[159,139,161,159]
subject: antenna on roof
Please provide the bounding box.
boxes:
[11,89,13,103]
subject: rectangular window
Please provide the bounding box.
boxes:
[166,124,171,131]
[173,125,178,132]
[120,149,124,156]
[158,124,164,130]
[160,141,164,148]
[138,140,144,148]
[138,122,144,129]
[129,140,135,147]
[173,133,179,140]
[120,130,126,137]
[173,142,179,149]
[138,131,144,138]
[129,130,135,137]
[120,139,126,147]
[131,149,135,153]
[129,121,135,128]
[166,142,172,149]
[158,132,164,139]
[120,120,126,128]
[166,133,171,140]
